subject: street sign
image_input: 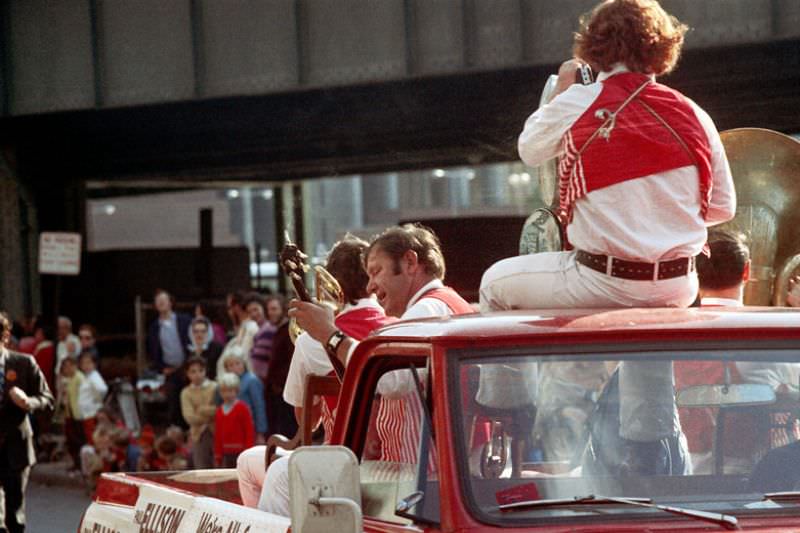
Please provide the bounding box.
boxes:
[39,232,82,275]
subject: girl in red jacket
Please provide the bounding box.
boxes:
[214,372,255,468]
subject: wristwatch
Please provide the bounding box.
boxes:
[325,329,347,359]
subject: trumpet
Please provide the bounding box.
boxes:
[287,265,345,343]
[279,235,345,344]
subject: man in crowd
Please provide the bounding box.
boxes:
[77,324,99,361]
[245,293,275,383]
[0,311,54,533]
[259,294,296,438]
[56,316,80,373]
[146,289,191,427]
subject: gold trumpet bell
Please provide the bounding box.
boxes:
[288,265,345,343]
[314,265,345,310]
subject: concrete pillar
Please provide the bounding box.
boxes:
[0,152,26,318]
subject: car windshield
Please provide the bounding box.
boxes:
[452,343,800,527]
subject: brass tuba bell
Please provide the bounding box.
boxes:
[718,128,800,305]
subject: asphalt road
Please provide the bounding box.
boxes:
[26,480,90,533]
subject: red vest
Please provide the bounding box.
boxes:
[558,72,713,223]
[420,286,474,315]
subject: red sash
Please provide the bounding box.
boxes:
[419,286,489,449]
[558,72,712,223]
[419,287,473,315]
[335,305,397,339]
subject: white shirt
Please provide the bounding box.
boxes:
[78,369,108,419]
[375,279,453,398]
[518,64,736,261]
[283,298,384,408]
[700,297,742,307]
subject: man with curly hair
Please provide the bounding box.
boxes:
[481,0,736,312]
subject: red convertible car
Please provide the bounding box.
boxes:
[81,307,800,532]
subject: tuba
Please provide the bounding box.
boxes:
[718,128,800,305]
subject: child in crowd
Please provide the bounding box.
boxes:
[60,356,86,471]
[110,427,131,473]
[136,427,159,472]
[165,425,192,467]
[180,356,217,469]
[223,354,267,442]
[214,372,255,468]
[155,435,188,471]
[77,351,108,444]
[80,424,115,492]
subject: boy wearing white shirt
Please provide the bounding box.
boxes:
[77,351,108,444]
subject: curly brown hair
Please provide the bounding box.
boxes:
[573,0,688,75]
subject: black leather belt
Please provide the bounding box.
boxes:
[576,250,696,281]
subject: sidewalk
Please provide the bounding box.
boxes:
[30,459,84,489]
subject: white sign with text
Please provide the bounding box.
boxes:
[39,232,82,275]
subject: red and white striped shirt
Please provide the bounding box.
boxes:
[374,280,471,463]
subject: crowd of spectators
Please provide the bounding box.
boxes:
[2,286,298,492]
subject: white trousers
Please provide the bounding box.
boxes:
[236,446,291,517]
[479,251,698,312]
[259,455,291,516]
[478,251,696,441]
[236,446,267,509]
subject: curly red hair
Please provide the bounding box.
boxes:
[573,0,688,75]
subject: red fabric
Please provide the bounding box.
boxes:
[375,286,478,463]
[214,400,255,462]
[33,341,55,393]
[17,337,36,354]
[674,361,759,456]
[320,308,398,434]
[335,306,397,340]
[419,287,474,315]
[559,72,713,224]
[83,417,98,445]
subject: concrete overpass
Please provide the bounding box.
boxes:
[1,0,799,316]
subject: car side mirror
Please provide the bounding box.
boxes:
[677,383,776,408]
[288,446,362,533]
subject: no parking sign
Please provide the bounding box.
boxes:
[38,232,82,275]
